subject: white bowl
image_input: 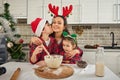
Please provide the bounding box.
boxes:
[44,55,63,68]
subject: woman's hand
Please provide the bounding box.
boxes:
[65,49,80,58]
[30,37,42,45]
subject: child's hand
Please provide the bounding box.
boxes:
[65,49,80,58]
[33,45,43,55]
[65,52,74,59]
[30,37,42,45]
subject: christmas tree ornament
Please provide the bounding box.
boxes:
[7,42,13,48]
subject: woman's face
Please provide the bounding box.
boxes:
[52,17,65,33]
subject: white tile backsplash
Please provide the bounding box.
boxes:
[16,24,120,48]
[69,24,120,47]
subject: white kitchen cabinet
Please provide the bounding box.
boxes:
[0,0,3,14]
[62,0,80,24]
[43,0,80,24]
[44,0,98,24]
[6,0,27,18]
[27,0,43,24]
[28,0,61,24]
[80,0,98,24]
[28,0,81,24]
[83,50,120,76]
[99,0,120,23]
[27,0,120,24]
[27,0,98,24]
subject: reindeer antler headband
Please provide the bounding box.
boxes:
[48,3,73,18]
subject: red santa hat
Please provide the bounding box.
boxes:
[31,18,47,37]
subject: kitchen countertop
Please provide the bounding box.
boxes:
[81,48,120,52]
[0,62,120,80]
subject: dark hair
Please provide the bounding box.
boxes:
[63,37,77,49]
[46,20,49,24]
[42,20,49,31]
[50,15,69,37]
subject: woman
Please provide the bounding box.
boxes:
[30,15,83,61]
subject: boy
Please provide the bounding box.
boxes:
[29,18,58,65]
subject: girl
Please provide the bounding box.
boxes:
[60,32,80,64]
[29,18,58,65]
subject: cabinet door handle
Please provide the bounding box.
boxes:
[118,4,120,21]
[113,4,117,21]
[80,4,82,22]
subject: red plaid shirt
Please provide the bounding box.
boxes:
[29,37,59,64]
[57,40,64,53]
[60,51,81,64]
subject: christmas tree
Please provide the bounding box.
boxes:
[0,3,26,61]
[0,3,15,31]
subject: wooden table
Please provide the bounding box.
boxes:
[0,62,120,80]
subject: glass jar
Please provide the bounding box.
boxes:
[95,47,104,77]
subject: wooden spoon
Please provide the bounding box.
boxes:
[42,44,50,56]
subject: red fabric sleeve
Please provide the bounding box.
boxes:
[77,47,83,57]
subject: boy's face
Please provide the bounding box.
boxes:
[62,40,75,53]
[43,23,53,34]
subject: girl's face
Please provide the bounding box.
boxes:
[43,23,53,34]
[52,17,65,33]
[62,40,75,53]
